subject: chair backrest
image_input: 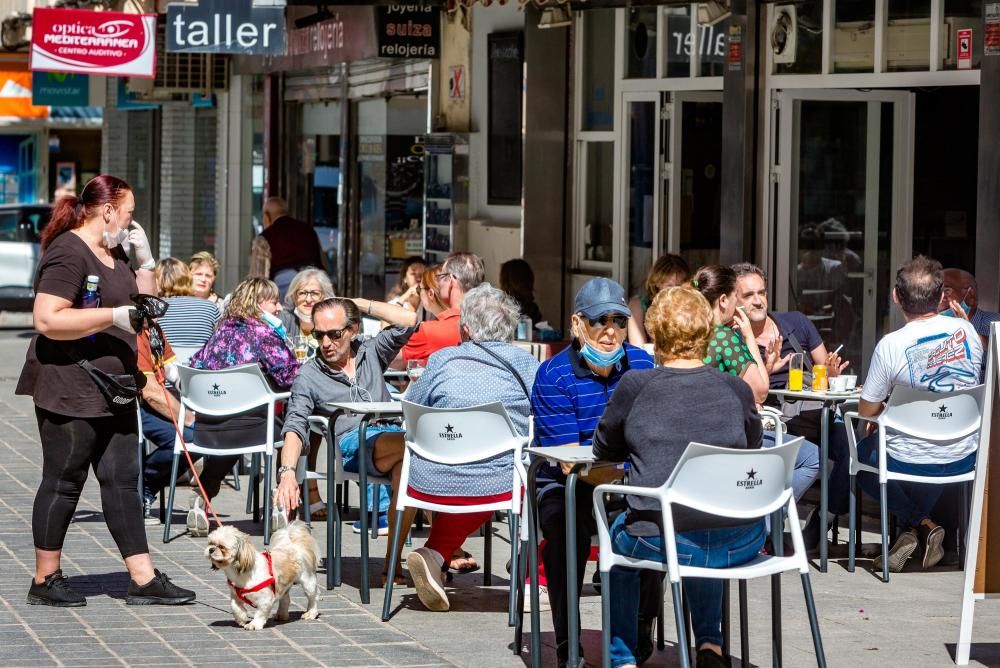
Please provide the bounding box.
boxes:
[401,400,523,465]
[880,384,984,442]
[171,346,201,366]
[664,437,804,520]
[176,363,276,417]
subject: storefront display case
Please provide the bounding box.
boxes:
[423,134,468,261]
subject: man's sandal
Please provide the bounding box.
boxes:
[447,551,480,575]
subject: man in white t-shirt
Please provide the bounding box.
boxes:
[831,256,983,574]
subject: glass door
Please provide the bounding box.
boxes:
[618,93,661,300]
[773,90,914,376]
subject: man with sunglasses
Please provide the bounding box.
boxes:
[530,278,659,668]
[401,252,485,364]
[274,297,416,583]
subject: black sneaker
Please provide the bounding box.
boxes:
[636,615,655,664]
[696,648,730,668]
[26,570,86,607]
[125,570,195,605]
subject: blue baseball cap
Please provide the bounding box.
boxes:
[574,278,630,319]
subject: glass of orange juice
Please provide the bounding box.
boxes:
[788,353,804,391]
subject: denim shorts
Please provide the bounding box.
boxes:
[338,425,403,476]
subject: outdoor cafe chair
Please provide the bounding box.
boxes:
[844,384,985,582]
[162,363,289,544]
[381,400,531,622]
[593,437,826,668]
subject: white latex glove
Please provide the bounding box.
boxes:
[112,305,138,333]
[163,362,180,386]
[128,221,155,271]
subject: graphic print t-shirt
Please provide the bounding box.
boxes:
[861,314,983,463]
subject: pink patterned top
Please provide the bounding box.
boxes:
[189,317,300,389]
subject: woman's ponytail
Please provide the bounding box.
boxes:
[40,195,82,251]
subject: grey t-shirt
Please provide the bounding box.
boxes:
[592,365,763,535]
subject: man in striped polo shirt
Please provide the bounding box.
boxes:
[530,278,659,668]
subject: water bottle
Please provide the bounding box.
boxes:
[81,275,99,340]
[516,315,533,341]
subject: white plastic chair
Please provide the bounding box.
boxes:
[162,363,289,544]
[381,400,532,622]
[593,438,826,668]
[170,345,201,366]
[844,384,985,582]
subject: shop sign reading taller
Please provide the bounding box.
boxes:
[30,7,157,78]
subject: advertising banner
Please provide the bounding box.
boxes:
[32,71,89,106]
[30,8,157,78]
[376,5,440,59]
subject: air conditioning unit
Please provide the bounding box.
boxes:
[127,19,229,101]
[771,4,798,64]
[833,18,939,71]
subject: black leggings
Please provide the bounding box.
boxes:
[33,407,149,559]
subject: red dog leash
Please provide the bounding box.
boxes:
[228,551,276,608]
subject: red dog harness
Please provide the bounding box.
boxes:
[228,551,276,608]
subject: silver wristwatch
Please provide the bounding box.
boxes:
[277,465,296,478]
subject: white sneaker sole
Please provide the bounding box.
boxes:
[186,508,209,537]
[407,550,449,612]
[923,526,945,569]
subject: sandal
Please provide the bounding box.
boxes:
[381,570,408,587]
[448,551,480,575]
[309,501,327,521]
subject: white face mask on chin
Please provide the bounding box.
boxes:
[294,307,313,324]
[102,221,130,253]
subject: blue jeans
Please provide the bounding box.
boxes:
[140,407,195,502]
[763,430,820,501]
[339,425,400,514]
[608,513,767,666]
[841,433,976,528]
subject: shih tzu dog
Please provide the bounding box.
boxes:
[205,521,321,630]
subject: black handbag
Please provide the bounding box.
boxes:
[76,358,145,411]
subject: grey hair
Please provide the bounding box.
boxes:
[731,262,767,285]
[444,252,486,292]
[284,267,335,308]
[460,283,520,342]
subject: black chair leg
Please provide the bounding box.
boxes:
[801,573,827,667]
[739,579,749,666]
[657,577,666,651]
[484,520,493,586]
[722,582,731,659]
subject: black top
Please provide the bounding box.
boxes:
[16,232,138,418]
[592,365,762,536]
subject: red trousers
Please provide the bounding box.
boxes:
[408,487,511,560]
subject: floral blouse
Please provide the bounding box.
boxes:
[189,317,299,389]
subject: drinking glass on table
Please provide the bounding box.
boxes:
[294,335,309,362]
[406,359,426,381]
[788,353,804,391]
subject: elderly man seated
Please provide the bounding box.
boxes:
[390,283,539,612]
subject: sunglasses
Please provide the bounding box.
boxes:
[585,315,629,330]
[312,327,351,342]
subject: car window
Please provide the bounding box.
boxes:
[0,213,17,242]
[18,209,50,242]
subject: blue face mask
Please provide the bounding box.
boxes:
[261,310,288,340]
[579,341,625,369]
[940,301,971,319]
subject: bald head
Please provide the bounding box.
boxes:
[942,267,979,312]
[263,197,289,228]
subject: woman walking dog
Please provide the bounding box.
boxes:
[16,175,195,607]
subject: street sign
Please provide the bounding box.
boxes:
[958,28,973,69]
[30,7,157,78]
[166,0,285,55]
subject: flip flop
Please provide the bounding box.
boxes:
[381,570,408,587]
[447,551,480,575]
[309,501,327,521]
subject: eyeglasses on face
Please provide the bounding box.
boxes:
[585,314,629,330]
[297,289,323,300]
[312,327,351,342]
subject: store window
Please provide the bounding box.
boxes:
[581,9,615,131]
[834,0,876,72]
[581,142,615,265]
[942,0,982,70]
[887,0,931,71]
[627,7,658,78]
[664,6,693,77]
[773,0,824,74]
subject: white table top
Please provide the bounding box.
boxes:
[769,388,862,402]
[325,401,403,414]
[525,446,600,464]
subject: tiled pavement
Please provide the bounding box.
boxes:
[3,329,1000,667]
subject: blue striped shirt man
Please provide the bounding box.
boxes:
[530,342,654,481]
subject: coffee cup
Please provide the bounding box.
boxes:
[843,374,858,390]
[829,376,849,392]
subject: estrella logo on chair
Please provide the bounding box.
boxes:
[736,469,763,489]
[208,383,227,398]
[931,404,952,420]
[438,424,463,440]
